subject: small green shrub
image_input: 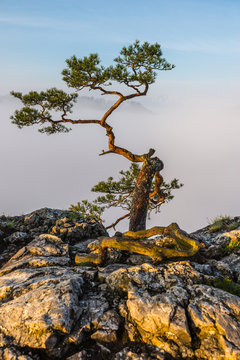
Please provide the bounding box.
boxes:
[226,221,239,231]
[66,212,84,222]
[208,215,239,233]
[5,220,15,228]
[69,201,104,223]
[206,276,240,297]
[209,220,224,233]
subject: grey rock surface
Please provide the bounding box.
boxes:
[189,285,240,359]
[0,234,84,357]
[0,208,107,266]
[0,210,239,359]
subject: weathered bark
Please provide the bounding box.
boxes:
[129,157,164,231]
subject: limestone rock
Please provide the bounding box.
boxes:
[0,346,38,360]
[66,293,110,346]
[222,229,240,243]
[0,232,30,267]
[188,284,240,359]
[106,261,201,294]
[191,217,240,259]
[126,284,192,358]
[0,210,240,359]
[220,253,240,282]
[20,208,71,237]
[0,234,84,357]
[0,234,70,276]
[91,309,120,343]
[51,215,107,243]
[106,260,240,359]
[114,347,167,360]
[67,351,88,360]
[0,208,107,266]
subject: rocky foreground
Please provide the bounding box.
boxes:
[0,208,240,360]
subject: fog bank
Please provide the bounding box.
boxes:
[1,83,239,232]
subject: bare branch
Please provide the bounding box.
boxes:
[99,150,115,156]
[55,119,100,125]
[106,213,130,230]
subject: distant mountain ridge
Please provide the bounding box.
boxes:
[0,94,151,114]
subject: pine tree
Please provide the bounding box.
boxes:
[11,40,203,264]
[11,41,175,231]
[70,163,183,230]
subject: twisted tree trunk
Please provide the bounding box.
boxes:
[129,157,164,231]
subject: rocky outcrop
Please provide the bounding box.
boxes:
[107,262,240,359]
[0,210,239,359]
[0,208,108,266]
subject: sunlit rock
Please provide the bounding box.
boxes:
[188,284,240,359]
[0,234,84,356]
[0,211,239,359]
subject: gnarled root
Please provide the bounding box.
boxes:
[75,223,203,266]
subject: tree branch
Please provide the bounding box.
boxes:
[91,85,123,98]
[100,121,156,162]
[49,118,100,125]
[106,213,130,230]
[100,96,125,126]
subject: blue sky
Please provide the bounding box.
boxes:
[1,0,240,91]
[1,0,240,231]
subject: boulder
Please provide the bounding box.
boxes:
[0,234,85,357]
[105,260,240,359]
[0,208,107,266]
[189,284,240,359]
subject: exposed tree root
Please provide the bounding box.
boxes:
[75,223,204,266]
